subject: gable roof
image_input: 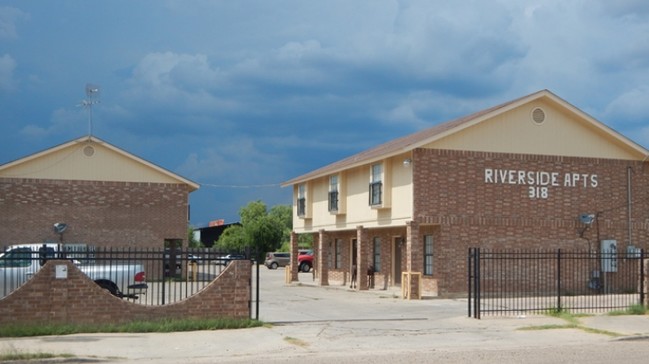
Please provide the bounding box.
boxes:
[0,135,200,191]
[282,89,649,187]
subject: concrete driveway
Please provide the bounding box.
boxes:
[1,267,648,363]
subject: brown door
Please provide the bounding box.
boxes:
[393,238,402,285]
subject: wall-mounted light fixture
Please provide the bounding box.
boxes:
[577,213,597,252]
[579,214,595,225]
[53,222,68,258]
[53,223,67,236]
[403,158,412,167]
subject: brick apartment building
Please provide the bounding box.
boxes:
[0,136,199,249]
[282,90,649,297]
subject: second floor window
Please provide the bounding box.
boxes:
[328,175,339,212]
[297,183,306,217]
[369,163,382,206]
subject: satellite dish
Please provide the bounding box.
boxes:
[53,223,68,234]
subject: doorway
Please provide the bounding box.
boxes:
[392,237,402,286]
[351,238,357,269]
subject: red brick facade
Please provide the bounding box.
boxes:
[0,259,251,326]
[413,148,649,296]
[0,177,190,249]
[299,148,649,298]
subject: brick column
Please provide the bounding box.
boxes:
[406,221,421,272]
[317,229,329,286]
[356,225,368,291]
[290,231,299,282]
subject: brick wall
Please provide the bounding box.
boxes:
[0,178,190,249]
[0,259,251,326]
[413,148,649,295]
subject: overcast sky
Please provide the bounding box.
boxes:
[2,1,649,227]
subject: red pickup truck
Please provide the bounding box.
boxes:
[297,251,313,272]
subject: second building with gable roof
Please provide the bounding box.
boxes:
[0,136,199,250]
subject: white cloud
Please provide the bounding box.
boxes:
[604,87,649,124]
[19,107,86,139]
[19,124,48,139]
[130,52,220,89]
[0,6,27,40]
[121,51,240,117]
[0,54,16,91]
[630,125,649,149]
[177,137,289,187]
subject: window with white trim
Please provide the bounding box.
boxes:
[297,183,306,217]
[328,175,339,212]
[369,163,382,206]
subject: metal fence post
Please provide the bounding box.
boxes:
[641,249,646,307]
[256,260,260,320]
[557,249,563,312]
[557,249,562,312]
[468,248,473,318]
[475,248,481,319]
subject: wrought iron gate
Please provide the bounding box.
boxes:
[468,248,646,319]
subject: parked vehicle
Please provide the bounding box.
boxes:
[214,253,247,266]
[298,252,313,272]
[163,250,202,277]
[264,252,290,269]
[0,244,148,299]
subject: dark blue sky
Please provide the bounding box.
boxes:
[2,1,649,227]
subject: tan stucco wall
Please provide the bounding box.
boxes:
[293,153,413,233]
[427,99,640,160]
[1,140,181,184]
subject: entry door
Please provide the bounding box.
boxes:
[393,238,402,285]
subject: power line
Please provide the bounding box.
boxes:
[199,182,282,189]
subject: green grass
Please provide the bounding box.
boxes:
[0,348,74,362]
[284,336,310,347]
[519,306,649,337]
[608,304,647,316]
[0,317,263,337]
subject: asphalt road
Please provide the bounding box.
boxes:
[1,267,648,363]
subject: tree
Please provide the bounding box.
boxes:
[216,201,284,262]
[187,226,203,248]
[269,204,292,249]
[215,224,247,252]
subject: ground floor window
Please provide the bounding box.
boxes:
[424,235,433,275]
[335,239,342,269]
[373,237,381,272]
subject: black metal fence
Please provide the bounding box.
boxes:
[0,245,250,306]
[468,248,646,319]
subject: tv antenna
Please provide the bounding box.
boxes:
[80,84,100,136]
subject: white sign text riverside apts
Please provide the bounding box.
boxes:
[484,168,598,199]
